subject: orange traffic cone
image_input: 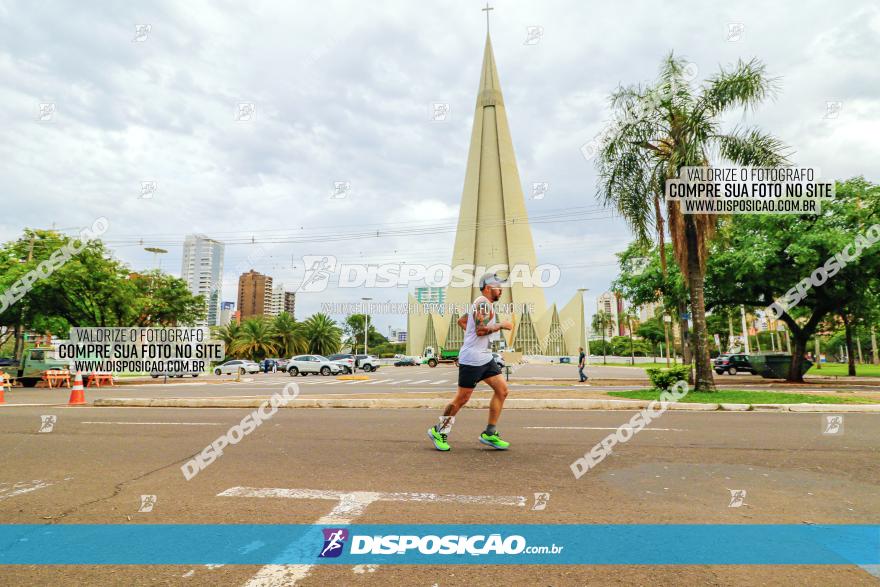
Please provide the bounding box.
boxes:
[68,371,86,405]
[0,372,7,404]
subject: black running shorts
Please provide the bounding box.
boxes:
[458,359,503,389]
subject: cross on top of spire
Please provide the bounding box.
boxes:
[482,2,494,34]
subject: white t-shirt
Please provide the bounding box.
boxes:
[458,296,496,367]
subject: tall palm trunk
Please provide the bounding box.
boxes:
[684,215,716,391]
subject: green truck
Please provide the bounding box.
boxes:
[8,346,72,387]
[422,346,459,368]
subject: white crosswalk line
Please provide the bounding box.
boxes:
[430,379,448,385]
[391,379,411,384]
[365,379,393,385]
[408,379,431,385]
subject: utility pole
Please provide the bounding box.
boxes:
[872,326,879,365]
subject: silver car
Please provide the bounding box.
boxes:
[213,360,261,375]
[287,355,344,377]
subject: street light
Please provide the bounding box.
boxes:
[144,247,168,271]
[577,288,590,365]
[361,297,373,357]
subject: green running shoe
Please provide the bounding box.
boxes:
[479,431,510,450]
[428,426,450,451]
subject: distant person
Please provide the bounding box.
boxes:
[578,347,588,382]
[263,359,272,374]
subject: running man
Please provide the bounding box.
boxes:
[427,272,513,451]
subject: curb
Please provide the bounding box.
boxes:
[92,397,880,412]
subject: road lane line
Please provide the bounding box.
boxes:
[80,421,222,426]
[429,380,448,385]
[408,379,431,385]
[220,486,525,585]
[0,480,52,501]
[524,426,684,431]
[365,379,393,385]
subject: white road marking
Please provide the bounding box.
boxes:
[220,486,525,585]
[408,379,432,385]
[80,421,222,426]
[429,380,449,385]
[365,379,393,385]
[0,480,52,501]
[0,403,66,407]
[524,426,684,432]
[391,379,411,384]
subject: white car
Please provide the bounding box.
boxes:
[287,355,344,377]
[213,360,261,375]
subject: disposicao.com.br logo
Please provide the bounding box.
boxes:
[321,530,563,557]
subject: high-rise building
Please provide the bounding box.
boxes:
[283,291,296,317]
[414,287,445,305]
[389,328,408,343]
[181,234,224,326]
[238,270,273,319]
[219,301,236,326]
[596,292,623,338]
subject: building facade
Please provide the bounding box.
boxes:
[238,270,273,319]
[180,234,224,326]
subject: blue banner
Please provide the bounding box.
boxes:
[0,524,877,565]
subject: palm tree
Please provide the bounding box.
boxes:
[232,317,278,361]
[301,313,342,356]
[596,53,789,391]
[213,322,242,358]
[621,309,639,365]
[591,311,612,364]
[273,312,306,358]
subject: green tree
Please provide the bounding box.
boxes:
[213,322,242,358]
[704,178,880,381]
[591,310,612,364]
[272,312,306,358]
[597,53,789,391]
[302,313,342,356]
[232,318,278,361]
[620,308,639,364]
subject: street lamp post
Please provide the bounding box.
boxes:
[144,247,168,271]
[361,297,372,358]
[578,288,590,365]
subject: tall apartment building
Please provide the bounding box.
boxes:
[180,234,224,326]
[219,301,236,327]
[596,291,626,338]
[238,270,273,319]
[283,291,296,317]
[263,285,296,318]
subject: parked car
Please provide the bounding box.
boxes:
[327,353,356,374]
[259,358,287,372]
[287,355,344,376]
[151,369,200,379]
[0,357,19,368]
[394,357,417,367]
[213,360,261,376]
[714,354,756,375]
[354,354,380,372]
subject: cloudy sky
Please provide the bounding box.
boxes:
[2,0,878,334]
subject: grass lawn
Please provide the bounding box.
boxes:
[808,362,880,377]
[608,389,878,404]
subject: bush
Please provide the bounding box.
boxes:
[646,365,691,391]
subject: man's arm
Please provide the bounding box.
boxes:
[457,313,468,330]
[473,299,512,336]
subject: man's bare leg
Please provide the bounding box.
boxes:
[484,374,509,425]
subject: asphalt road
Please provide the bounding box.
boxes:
[1,401,878,586]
